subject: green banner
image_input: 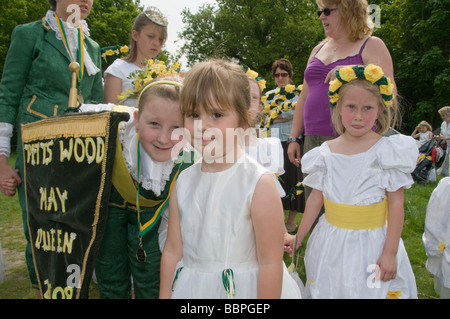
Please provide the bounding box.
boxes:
[22,111,128,299]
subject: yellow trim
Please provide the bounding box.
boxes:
[21,112,110,142]
[324,197,387,229]
[111,125,162,208]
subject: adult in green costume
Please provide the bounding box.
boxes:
[0,0,103,294]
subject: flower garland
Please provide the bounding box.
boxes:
[328,64,394,108]
[243,65,266,93]
[117,59,180,103]
[260,84,303,136]
[101,45,129,62]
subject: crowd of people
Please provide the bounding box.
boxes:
[0,0,448,299]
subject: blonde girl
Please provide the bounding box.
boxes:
[285,64,418,298]
[160,59,301,299]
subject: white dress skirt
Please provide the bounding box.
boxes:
[301,134,419,299]
[171,153,302,299]
[423,177,450,297]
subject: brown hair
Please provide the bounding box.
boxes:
[331,79,399,135]
[180,59,251,127]
[316,0,373,42]
[271,58,294,79]
[124,8,168,63]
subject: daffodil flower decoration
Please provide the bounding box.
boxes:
[117,59,180,104]
[101,45,129,62]
[261,84,303,136]
[328,64,394,108]
[243,65,267,93]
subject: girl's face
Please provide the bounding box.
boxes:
[132,23,164,61]
[134,97,183,162]
[184,99,241,162]
[418,125,428,133]
[249,80,262,115]
[273,67,290,88]
[339,85,382,138]
[55,0,93,22]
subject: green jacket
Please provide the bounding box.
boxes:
[0,18,104,130]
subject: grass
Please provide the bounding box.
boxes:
[0,153,444,299]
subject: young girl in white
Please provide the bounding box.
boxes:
[103,7,167,106]
[411,120,433,148]
[285,64,418,299]
[160,59,301,299]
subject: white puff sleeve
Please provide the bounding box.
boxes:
[301,145,326,191]
[377,134,418,192]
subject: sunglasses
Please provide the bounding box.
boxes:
[274,72,289,78]
[317,8,338,18]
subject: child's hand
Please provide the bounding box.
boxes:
[284,233,300,256]
[376,252,397,282]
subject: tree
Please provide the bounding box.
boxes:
[179,0,322,88]
[372,0,450,130]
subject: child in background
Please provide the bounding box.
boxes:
[81,77,192,298]
[103,7,168,106]
[423,177,450,299]
[285,64,418,299]
[160,59,301,299]
[411,120,433,148]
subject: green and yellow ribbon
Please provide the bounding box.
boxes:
[54,13,85,84]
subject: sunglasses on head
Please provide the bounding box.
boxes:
[274,72,289,78]
[317,7,338,18]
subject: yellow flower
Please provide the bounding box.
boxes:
[246,69,258,78]
[339,66,357,82]
[329,79,343,93]
[329,93,339,104]
[258,79,266,92]
[298,84,303,91]
[285,84,295,93]
[379,77,394,96]
[105,49,115,56]
[364,64,384,84]
[270,110,278,119]
[438,241,446,253]
[261,95,268,105]
[120,45,129,54]
[387,291,402,299]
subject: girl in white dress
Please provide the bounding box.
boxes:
[160,59,301,299]
[285,64,418,299]
[103,7,168,106]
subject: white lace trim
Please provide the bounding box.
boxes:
[119,118,178,196]
[45,10,100,76]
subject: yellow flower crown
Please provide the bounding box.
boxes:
[328,64,394,108]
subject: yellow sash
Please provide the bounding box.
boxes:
[111,125,162,208]
[324,197,387,230]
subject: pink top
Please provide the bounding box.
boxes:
[303,37,370,137]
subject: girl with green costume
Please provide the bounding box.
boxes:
[0,0,103,295]
[81,77,194,299]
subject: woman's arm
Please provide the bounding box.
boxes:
[159,183,183,298]
[251,174,285,298]
[377,188,404,282]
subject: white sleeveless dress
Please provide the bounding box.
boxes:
[301,134,418,299]
[171,153,301,299]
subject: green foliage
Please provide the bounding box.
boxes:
[179,0,322,88]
